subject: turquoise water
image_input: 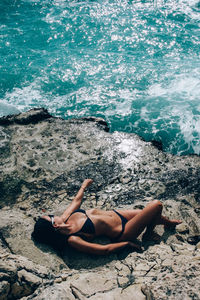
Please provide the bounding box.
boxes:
[0,0,200,155]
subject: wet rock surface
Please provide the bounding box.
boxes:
[0,108,200,300]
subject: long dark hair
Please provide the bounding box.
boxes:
[32,217,67,252]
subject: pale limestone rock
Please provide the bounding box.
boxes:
[88,285,145,300]
[70,285,87,300]
[61,274,68,281]
[117,264,130,277]
[162,259,173,267]
[97,200,105,207]
[0,260,17,278]
[54,278,62,283]
[191,255,200,261]
[176,223,189,234]
[88,288,123,300]
[18,269,42,287]
[117,275,130,287]
[115,261,123,271]
[5,253,49,278]
[134,263,153,272]
[120,284,146,300]
[70,272,117,297]
[196,242,200,249]
[141,284,154,300]
[26,282,76,300]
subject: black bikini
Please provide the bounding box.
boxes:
[66,208,95,237]
[49,209,127,240]
[113,210,128,240]
[51,208,95,238]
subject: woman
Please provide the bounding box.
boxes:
[32,179,181,254]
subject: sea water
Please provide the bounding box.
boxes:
[0,0,200,155]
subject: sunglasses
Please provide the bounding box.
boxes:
[48,214,54,225]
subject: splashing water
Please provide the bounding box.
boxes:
[0,0,200,155]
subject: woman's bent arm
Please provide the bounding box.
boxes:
[68,236,140,255]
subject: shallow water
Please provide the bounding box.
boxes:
[0,0,200,155]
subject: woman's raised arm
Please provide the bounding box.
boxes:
[60,179,93,221]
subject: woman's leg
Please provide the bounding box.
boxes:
[119,200,181,241]
[119,208,181,228]
[117,209,142,221]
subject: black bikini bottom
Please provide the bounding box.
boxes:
[113,210,128,240]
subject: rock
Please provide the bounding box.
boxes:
[70,272,117,297]
[10,280,32,299]
[119,284,146,300]
[54,278,62,283]
[1,109,200,300]
[0,260,17,280]
[88,285,145,300]
[26,282,76,300]
[162,258,173,267]
[141,284,154,300]
[17,270,42,287]
[0,281,10,300]
[0,108,52,126]
[176,223,189,234]
[117,275,130,287]
[120,175,132,184]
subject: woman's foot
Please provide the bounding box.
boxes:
[164,219,182,230]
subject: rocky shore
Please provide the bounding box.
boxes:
[0,108,200,300]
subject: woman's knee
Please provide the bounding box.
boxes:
[150,200,163,211]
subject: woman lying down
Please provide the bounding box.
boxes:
[32,179,181,254]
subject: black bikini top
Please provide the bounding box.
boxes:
[65,208,95,237]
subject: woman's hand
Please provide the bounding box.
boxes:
[81,179,93,190]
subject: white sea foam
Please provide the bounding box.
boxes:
[2,81,48,113]
[177,109,200,155]
[149,74,200,100]
[0,100,20,117]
